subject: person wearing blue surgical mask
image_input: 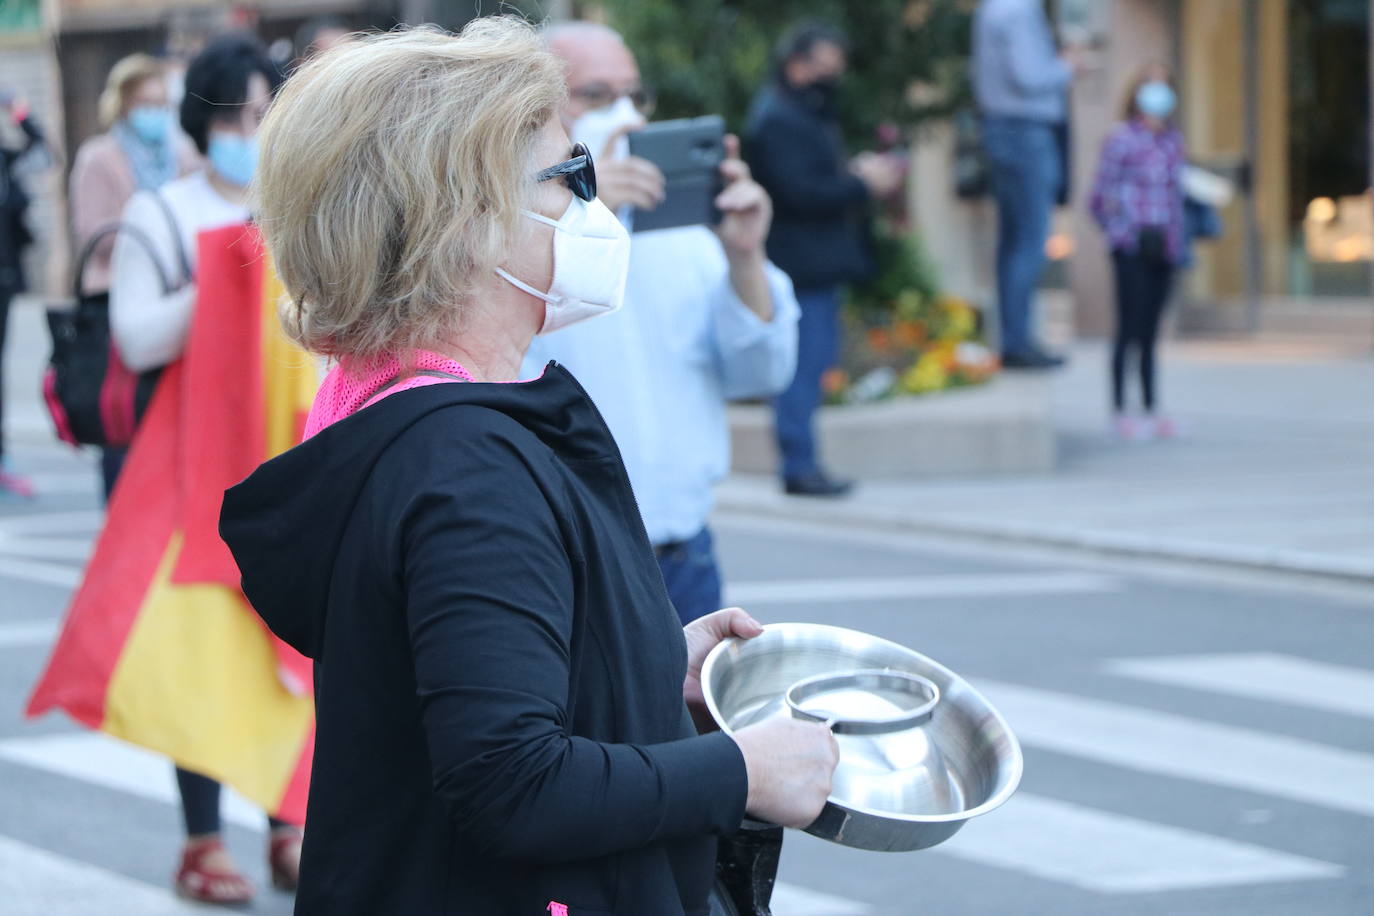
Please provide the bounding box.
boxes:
[1089,62,1188,442]
[70,55,201,298]
[106,33,298,907]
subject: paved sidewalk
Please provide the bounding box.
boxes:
[718,337,1374,581]
[7,295,1374,580]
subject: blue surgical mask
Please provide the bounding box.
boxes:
[127,107,172,146]
[207,133,258,187]
[1135,81,1176,120]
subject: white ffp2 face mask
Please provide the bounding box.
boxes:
[496,196,631,335]
[569,96,644,163]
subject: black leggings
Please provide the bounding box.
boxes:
[1110,249,1174,412]
[177,767,289,836]
[0,290,10,459]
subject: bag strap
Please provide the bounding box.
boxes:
[146,189,192,286]
[73,221,175,300]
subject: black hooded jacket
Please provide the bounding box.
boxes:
[219,365,748,915]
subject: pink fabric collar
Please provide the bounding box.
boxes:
[303,351,475,440]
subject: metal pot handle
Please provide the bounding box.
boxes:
[785,669,940,735]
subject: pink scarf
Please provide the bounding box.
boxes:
[303,351,476,440]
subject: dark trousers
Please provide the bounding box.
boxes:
[773,286,840,479]
[177,768,289,836]
[981,117,1060,356]
[1110,249,1174,412]
[0,290,10,459]
[655,527,723,626]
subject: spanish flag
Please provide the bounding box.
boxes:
[27,223,317,824]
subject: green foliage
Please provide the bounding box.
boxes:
[598,0,975,146]
[848,222,942,322]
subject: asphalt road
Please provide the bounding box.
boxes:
[1,442,1372,915]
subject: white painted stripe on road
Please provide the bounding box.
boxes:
[725,572,1120,606]
[980,679,1374,816]
[0,509,103,535]
[0,536,93,562]
[0,620,58,649]
[941,793,1343,893]
[769,881,872,915]
[1105,653,1374,721]
[0,556,81,589]
[3,734,877,912]
[0,835,207,916]
[0,733,262,829]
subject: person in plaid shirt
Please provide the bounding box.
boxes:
[1090,62,1186,441]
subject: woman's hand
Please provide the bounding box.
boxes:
[682,607,764,733]
[731,716,839,828]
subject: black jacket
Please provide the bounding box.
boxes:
[745,85,873,290]
[1,116,43,294]
[220,365,748,916]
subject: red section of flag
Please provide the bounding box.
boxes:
[172,225,267,589]
[24,364,183,726]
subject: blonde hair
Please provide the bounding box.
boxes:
[98,54,165,130]
[254,19,565,363]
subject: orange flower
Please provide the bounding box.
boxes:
[892,320,927,348]
[867,328,893,352]
[822,368,850,395]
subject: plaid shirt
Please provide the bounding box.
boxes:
[1089,118,1186,263]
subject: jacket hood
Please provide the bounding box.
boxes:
[219,362,610,660]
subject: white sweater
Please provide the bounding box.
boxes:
[109,171,249,372]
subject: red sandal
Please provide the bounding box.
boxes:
[174,835,254,906]
[269,825,303,892]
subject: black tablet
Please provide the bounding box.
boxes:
[627,115,725,233]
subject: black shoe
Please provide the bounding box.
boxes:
[1001,346,1065,370]
[784,471,855,498]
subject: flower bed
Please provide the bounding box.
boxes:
[826,226,998,405]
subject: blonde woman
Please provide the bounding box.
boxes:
[220,20,837,915]
[69,54,200,295]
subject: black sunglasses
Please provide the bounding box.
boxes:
[535,142,597,202]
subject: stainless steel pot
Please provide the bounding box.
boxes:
[701,623,1022,852]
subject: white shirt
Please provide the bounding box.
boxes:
[523,226,799,544]
[110,171,249,372]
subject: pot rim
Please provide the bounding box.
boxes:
[701,621,1024,826]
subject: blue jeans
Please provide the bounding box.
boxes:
[773,286,840,479]
[656,527,723,626]
[981,117,1060,356]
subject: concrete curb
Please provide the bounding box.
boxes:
[716,483,1374,584]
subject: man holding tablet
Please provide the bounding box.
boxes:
[523,21,799,626]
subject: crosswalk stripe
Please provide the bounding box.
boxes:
[769,882,872,915]
[0,620,57,649]
[724,571,1120,605]
[0,536,92,562]
[0,557,81,589]
[0,835,206,915]
[1105,652,1374,721]
[980,679,1374,817]
[1,733,874,913]
[0,733,263,829]
[0,510,103,536]
[938,793,1343,893]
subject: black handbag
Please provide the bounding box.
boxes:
[42,193,188,447]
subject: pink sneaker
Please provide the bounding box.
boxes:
[0,463,35,500]
[1149,415,1180,439]
[1112,413,1147,441]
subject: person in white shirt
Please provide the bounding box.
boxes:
[524,22,799,624]
[106,33,303,907]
